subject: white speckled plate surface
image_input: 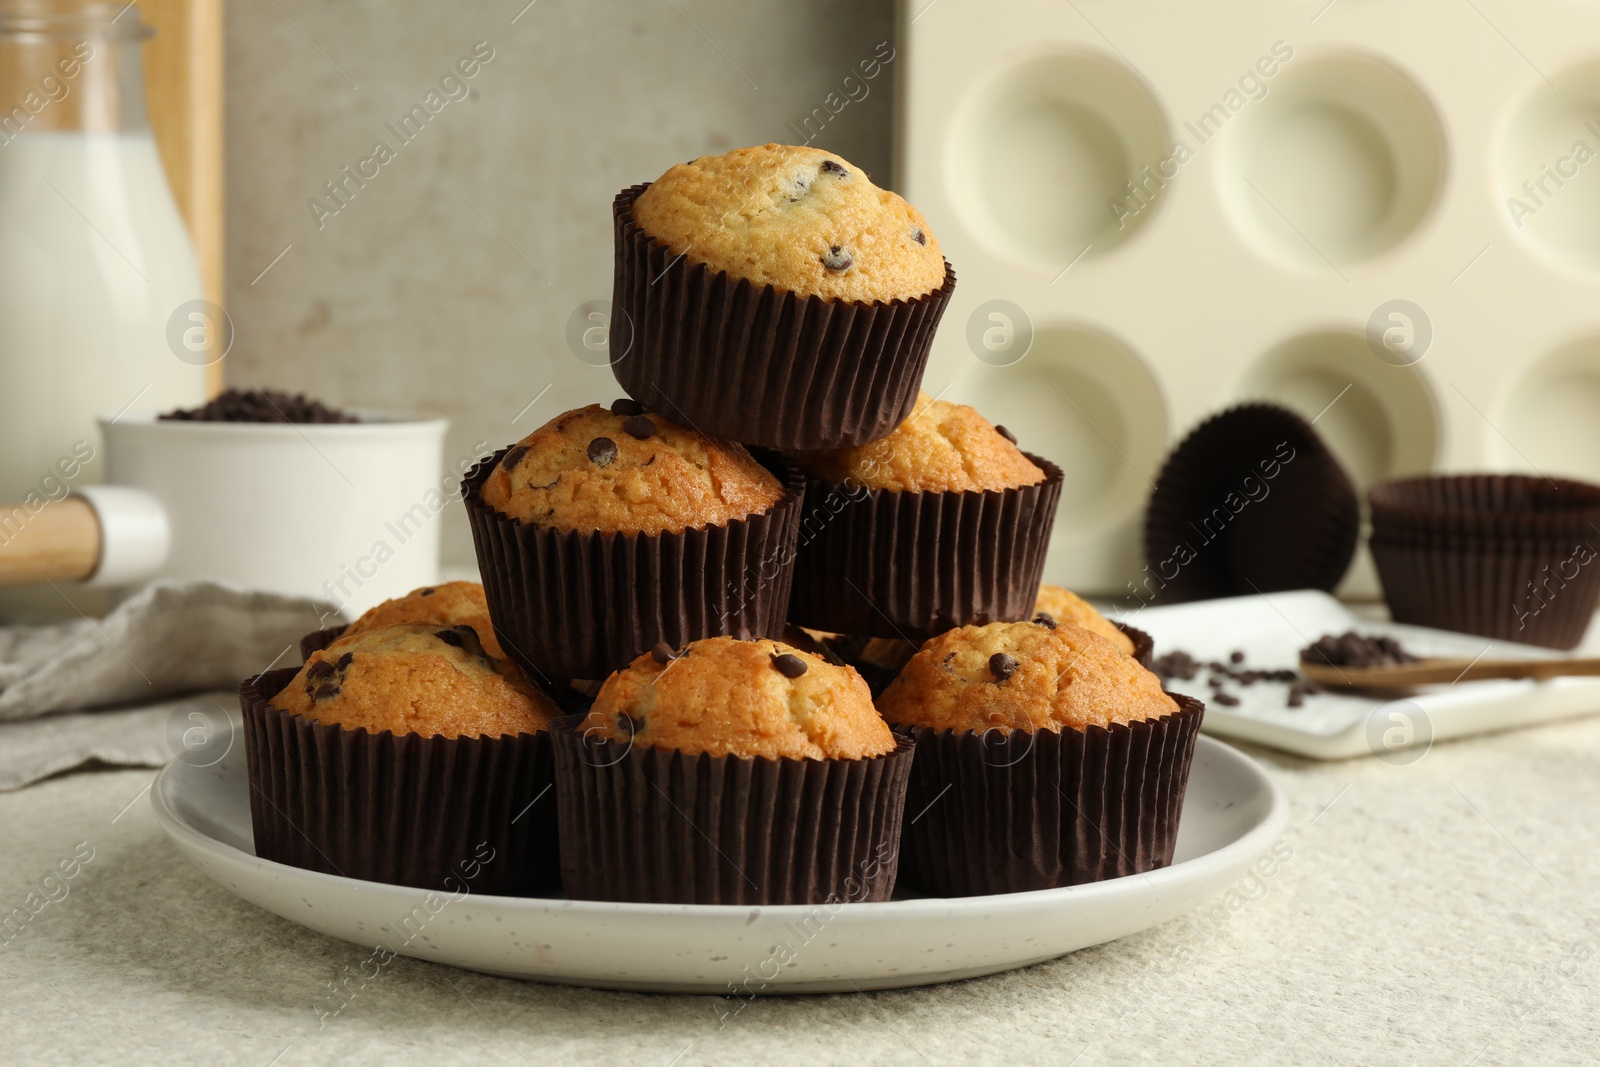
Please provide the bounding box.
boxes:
[151,714,1285,994]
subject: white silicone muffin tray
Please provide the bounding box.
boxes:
[895,0,1600,596]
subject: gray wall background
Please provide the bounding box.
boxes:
[224,0,897,570]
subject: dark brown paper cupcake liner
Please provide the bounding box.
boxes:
[609,183,956,451]
[550,715,915,905]
[241,668,560,895]
[300,626,345,661]
[1116,623,1155,668]
[1370,537,1600,650]
[895,694,1204,897]
[787,454,1064,640]
[1144,404,1359,602]
[463,448,805,682]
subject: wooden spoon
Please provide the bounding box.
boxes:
[1300,656,1600,689]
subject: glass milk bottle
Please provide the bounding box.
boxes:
[0,1,206,511]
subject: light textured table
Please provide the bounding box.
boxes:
[4,711,1598,1065]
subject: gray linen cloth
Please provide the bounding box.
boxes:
[0,579,337,790]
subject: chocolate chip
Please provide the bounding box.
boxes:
[995,425,1017,445]
[988,652,1018,682]
[1286,692,1305,708]
[615,711,641,735]
[820,159,848,177]
[821,245,853,272]
[500,444,529,471]
[610,398,644,417]
[911,227,926,245]
[650,641,676,665]
[435,629,465,648]
[420,588,435,597]
[587,437,618,466]
[336,652,354,670]
[313,683,340,701]
[623,415,654,440]
[1214,693,1241,707]
[1034,613,1056,629]
[1229,650,1245,664]
[307,661,334,680]
[771,652,808,678]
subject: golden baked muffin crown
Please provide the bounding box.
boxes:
[1033,584,1134,656]
[340,581,505,659]
[877,620,1177,733]
[272,623,558,739]
[582,635,894,760]
[480,401,784,535]
[799,391,1045,493]
[631,144,946,304]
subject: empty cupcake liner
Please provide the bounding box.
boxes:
[300,627,344,661]
[1369,537,1600,649]
[549,715,915,905]
[1369,474,1600,549]
[1115,623,1155,669]
[1144,404,1359,602]
[609,184,956,451]
[895,694,1204,897]
[787,455,1064,640]
[462,448,805,682]
[240,668,560,895]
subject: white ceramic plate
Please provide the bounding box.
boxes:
[1128,590,1600,760]
[151,717,1285,994]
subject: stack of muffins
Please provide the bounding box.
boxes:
[241,144,1202,906]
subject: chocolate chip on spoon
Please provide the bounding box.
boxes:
[989,652,1018,682]
[821,245,853,272]
[587,437,618,466]
[623,415,654,440]
[771,652,808,678]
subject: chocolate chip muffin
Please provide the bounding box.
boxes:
[787,399,1063,639]
[552,635,914,905]
[582,635,892,759]
[321,581,505,659]
[800,391,1045,493]
[632,144,944,304]
[1033,584,1135,657]
[273,623,557,738]
[879,619,1203,896]
[480,401,783,535]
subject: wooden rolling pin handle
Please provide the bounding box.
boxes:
[0,497,102,586]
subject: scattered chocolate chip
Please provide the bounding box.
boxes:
[313,683,340,701]
[420,588,435,597]
[1230,650,1245,664]
[610,398,644,417]
[587,437,618,466]
[988,652,1018,682]
[821,245,853,272]
[623,415,654,440]
[500,444,529,471]
[1149,650,1202,681]
[820,159,848,177]
[650,641,677,665]
[911,227,926,245]
[336,652,354,670]
[1215,693,1241,707]
[1286,691,1305,708]
[995,425,1018,445]
[1034,613,1057,629]
[435,629,465,647]
[771,652,808,678]
[307,661,334,680]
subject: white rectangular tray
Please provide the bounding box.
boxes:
[1126,590,1600,760]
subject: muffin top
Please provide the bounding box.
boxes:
[631,144,946,304]
[581,635,894,760]
[877,620,1178,733]
[480,401,785,535]
[1033,585,1134,657]
[339,581,505,659]
[271,623,558,738]
[798,392,1045,493]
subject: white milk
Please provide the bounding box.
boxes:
[0,130,206,502]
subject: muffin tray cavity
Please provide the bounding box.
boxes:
[899,0,1600,594]
[151,712,1284,993]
